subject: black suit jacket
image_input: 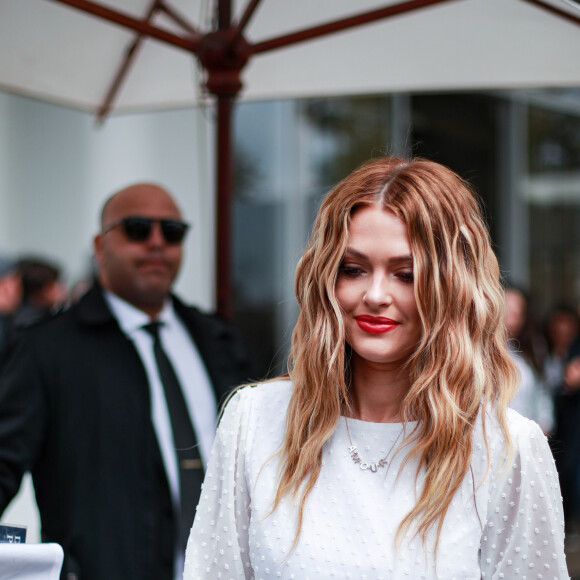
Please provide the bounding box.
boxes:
[0,285,250,580]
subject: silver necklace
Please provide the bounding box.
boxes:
[344,416,402,473]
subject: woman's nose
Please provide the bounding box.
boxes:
[363,274,392,308]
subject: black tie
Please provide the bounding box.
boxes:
[142,321,204,553]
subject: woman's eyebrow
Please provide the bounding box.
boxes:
[389,255,414,265]
[343,248,413,265]
[342,248,366,260]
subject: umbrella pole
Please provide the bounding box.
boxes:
[216,95,234,321]
[215,0,235,321]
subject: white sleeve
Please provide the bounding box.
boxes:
[183,389,253,579]
[480,418,569,579]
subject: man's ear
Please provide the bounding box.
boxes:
[93,234,104,267]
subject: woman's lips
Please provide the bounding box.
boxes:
[355,315,399,334]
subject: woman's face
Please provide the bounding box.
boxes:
[335,205,422,370]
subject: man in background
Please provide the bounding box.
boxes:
[0,183,250,580]
[15,256,67,327]
[0,256,22,363]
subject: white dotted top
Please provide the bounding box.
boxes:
[184,380,569,580]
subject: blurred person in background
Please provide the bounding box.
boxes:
[552,301,580,539]
[543,305,580,394]
[504,284,553,432]
[14,256,68,328]
[0,256,22,364]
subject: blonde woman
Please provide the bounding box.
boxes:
[184,157,568,579]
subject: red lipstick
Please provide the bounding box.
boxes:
[355,315,399,335]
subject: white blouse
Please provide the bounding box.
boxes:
[184,380,569,580]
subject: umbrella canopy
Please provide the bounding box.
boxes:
[2,0,580,111]
[1,0,579,316]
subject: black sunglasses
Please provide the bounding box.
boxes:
[103,216,190,244]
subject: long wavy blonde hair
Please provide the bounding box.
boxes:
[269,156,518,552]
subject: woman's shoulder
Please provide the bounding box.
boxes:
[478,405,548,461]
[505,407,550,457]
[492,406,543,437]
[216,379,293,456]
[469,407,555,501]
[223,378,294,418]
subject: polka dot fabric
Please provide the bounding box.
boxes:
[184,381,569,579]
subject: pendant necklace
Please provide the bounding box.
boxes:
[344,416,403,473]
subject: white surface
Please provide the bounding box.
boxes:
[0,543,63,580]
[185,380,568,579]
[0,0,579,113]
[0,475,41,545]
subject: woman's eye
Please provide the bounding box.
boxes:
[397,271,414,283]
[339,265,364,277]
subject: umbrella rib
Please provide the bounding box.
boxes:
[232,0,263,40]
[97,0,164,122]
[46,0,200,51]
[248,0,460,54]
[518,0,580,25]
[158,1,201,37]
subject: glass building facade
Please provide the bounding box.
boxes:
[231,89,580,378]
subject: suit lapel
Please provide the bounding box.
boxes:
[172,296,238,402]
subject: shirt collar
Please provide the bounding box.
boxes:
[103,290,175,336]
